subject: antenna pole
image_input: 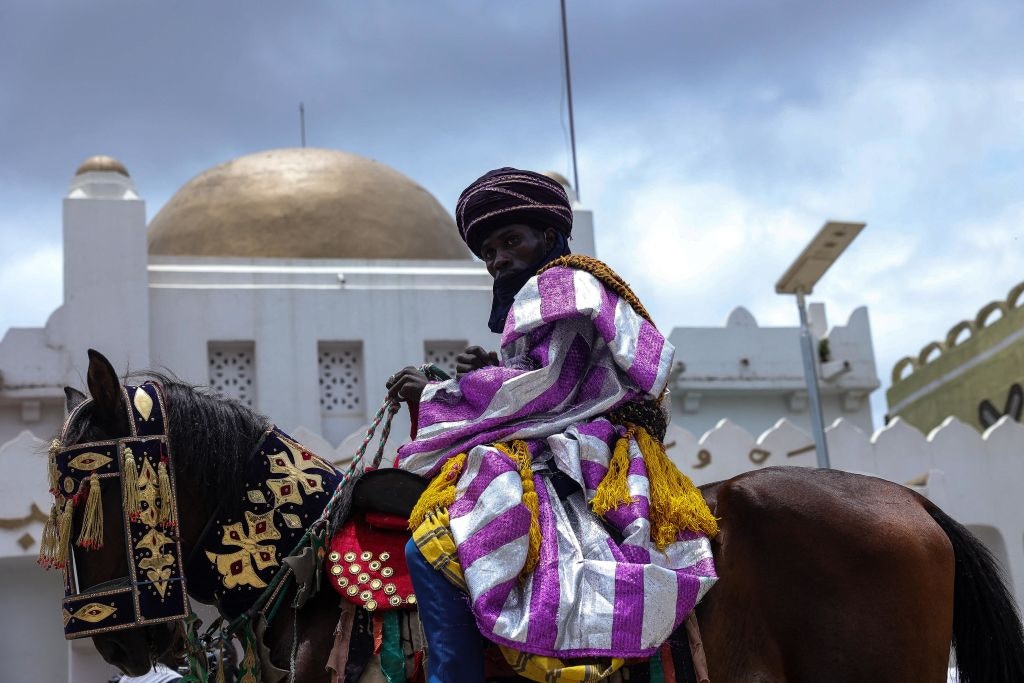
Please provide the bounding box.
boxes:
[559,0,580,200]
[299,102,307,148]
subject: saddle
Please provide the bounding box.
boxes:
[324,468,427,612]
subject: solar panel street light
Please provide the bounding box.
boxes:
[776,221,866,469]
[775,221,865,295]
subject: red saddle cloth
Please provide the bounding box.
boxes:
[326,509,417,612]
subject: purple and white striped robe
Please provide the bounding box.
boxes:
[397,265,717,659]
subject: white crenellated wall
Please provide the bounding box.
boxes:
[8,415,1021,602]
[664,413,1024,607]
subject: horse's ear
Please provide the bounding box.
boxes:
[64,387,87,413]
[86,349,123,428]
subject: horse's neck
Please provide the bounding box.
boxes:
[176,427,343,621]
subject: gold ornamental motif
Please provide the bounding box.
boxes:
[389,596,402,607]
[346,585,359,597]
[205,510,281,589]
[127,459,177,597]
[370,579,382,590]
[330,565,343,576]
[349,563,361,574]
[369,560,381,571]
[72,602,117,623]
[337,577,348,587]
[379,552,390,561]
[133,387,154,421]
[357,573,370,584]
[68,452,113,471]
[328,551,340,562]
[365,599,377,611]
[381,567,394,578]
[383,584,396,595]
[343,552,356,562]
[360,551,372,561]
[264,437,333,508]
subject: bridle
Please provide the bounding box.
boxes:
[42,382,191,639]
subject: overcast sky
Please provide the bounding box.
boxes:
[1,0,1021,426]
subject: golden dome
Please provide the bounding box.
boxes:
[148,148,470,260]
[76,155,129,177]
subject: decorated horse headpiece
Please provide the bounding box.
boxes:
[40,382,191,639]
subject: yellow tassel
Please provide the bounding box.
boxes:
[591,427,636,518]
[54,497,76,569]
[214,644,227,683]
[494,441,542,576]
[408,453,467,531]
[76,476,104,549]
[48,442,61,494]
[157,459,177,528]
[635,427,719,547]
[122,448,140,520]
[37,501,61,568]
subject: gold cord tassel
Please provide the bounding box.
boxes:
[636,426,719,547]
[495,441,542,576]
[76,475,104,549]
[53,496,76,569]
[157,458,177,528]
[122,448,140,520]
[48,442,61,494]
[591,426,637,518]
[407,453,466,531]
[37,501,61,568]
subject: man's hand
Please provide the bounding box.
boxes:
[455,346,499,378]
[386,366,429,409]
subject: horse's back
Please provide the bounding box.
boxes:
[697,466,953,683]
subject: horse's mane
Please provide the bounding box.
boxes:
[64,371,272,513]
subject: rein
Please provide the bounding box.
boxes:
[194,366,446,681]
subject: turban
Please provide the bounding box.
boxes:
[456,168,573,255]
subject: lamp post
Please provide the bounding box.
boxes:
[775,221,865,469]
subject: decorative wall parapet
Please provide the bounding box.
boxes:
[5,414,1022,612]
[889,279,1024,387]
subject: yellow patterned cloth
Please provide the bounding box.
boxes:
[410,508,466,591]
[412,509,625,682]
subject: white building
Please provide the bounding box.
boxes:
[0,149,881,682]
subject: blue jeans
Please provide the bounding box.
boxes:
[405,537,486,682]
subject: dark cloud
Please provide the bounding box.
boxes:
[2,0,1022,428]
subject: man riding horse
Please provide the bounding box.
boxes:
[386,168,719,680]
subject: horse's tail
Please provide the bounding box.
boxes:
[925,502,1024,682]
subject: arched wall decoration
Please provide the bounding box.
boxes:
[945,320,975,348]
[918,341,945,366]
[891,277,1023,384]
[892,357,917,384]
[976,301,1008,329]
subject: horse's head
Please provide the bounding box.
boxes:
[46,350,186,675]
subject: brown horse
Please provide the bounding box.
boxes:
[53,351,1024,681]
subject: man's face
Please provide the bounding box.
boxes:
[479,223,554,281]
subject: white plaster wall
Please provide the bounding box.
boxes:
[146,258,496,447]
[669,305,879,437]
[0,556,69,683]
[672,392,874,440]
[62,190,150,377]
